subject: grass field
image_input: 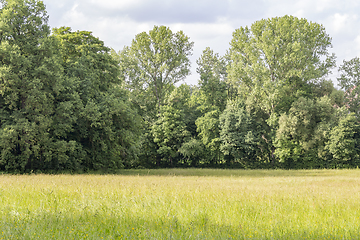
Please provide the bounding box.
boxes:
[1,169,360,239]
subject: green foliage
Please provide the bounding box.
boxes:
[118,25,193,113]
[0,0,141,172]
[196,110,221,162]
[325,112,360,167]
[196,47,228,111]
[52,27,120,99]
[0,0,69,171]
[1,4,359,171]
[114,26,194,167]
[192,48,230,165]
[152,105,190,165]
[275,96,336,168]
[226,15,337,167]
[178,138,204,166]
[228,15,335,116]
[0,0,50,52]
[53,27,142,171]
[338,57,360,119]
[151,84,195,166]
[219,99,265,167]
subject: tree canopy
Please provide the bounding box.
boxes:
[118,25,193,114]
[0,0,141,172]
[0,2,359,172]
[228,15,336,115]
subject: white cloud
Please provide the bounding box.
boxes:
[330,13,358,33]
[47,1,236,85]
[42,0,360,86]
[89,0,145,10]
[169,22,234,84]
[354,35,360,57]
[61,4,88,28]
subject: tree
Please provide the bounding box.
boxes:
[53,27,142,170]
[0,0,73,171]
[151,84,194,166]
[178,138,204,167]
[115,26,193,167]
[196,47,228,111]
[338,57,360,119]
[195,110,222,165]
[325,112,360,168]
[194,48,228,165]
[275,96,336,168]
[119,25,194,113]
[227,15,336,163]
[52,27,120,100]
[219,99,265,167]
[228,15,335,117]
[0,0,50,53]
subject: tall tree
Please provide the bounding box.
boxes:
[227,15,336,162]
[119,25,194,114]
[0,0,74,171]
[194,48,228,165]
[196,47,228,111]
[53,27,142,170]
[151,84,194,166]
[228,15,335,117]
[338,57,360,119]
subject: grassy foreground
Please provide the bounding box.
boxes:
[1,169,360,239]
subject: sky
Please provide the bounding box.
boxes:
[42,0,360,86]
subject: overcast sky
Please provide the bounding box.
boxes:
[42,0,360,86]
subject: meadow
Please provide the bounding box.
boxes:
[1,169,360,239]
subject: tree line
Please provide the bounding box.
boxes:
[0,0,359,173]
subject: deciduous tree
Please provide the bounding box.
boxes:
[152,84,194,166]
[119,25,194,114]
[219,99,264,167]
[53,27,142,170]
[275,96,335,168]
[227,15,336,163]
[0,0,71,171]
[338,57,360,118]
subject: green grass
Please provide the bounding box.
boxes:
[115,168,358,177]
[1,169,360,239]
